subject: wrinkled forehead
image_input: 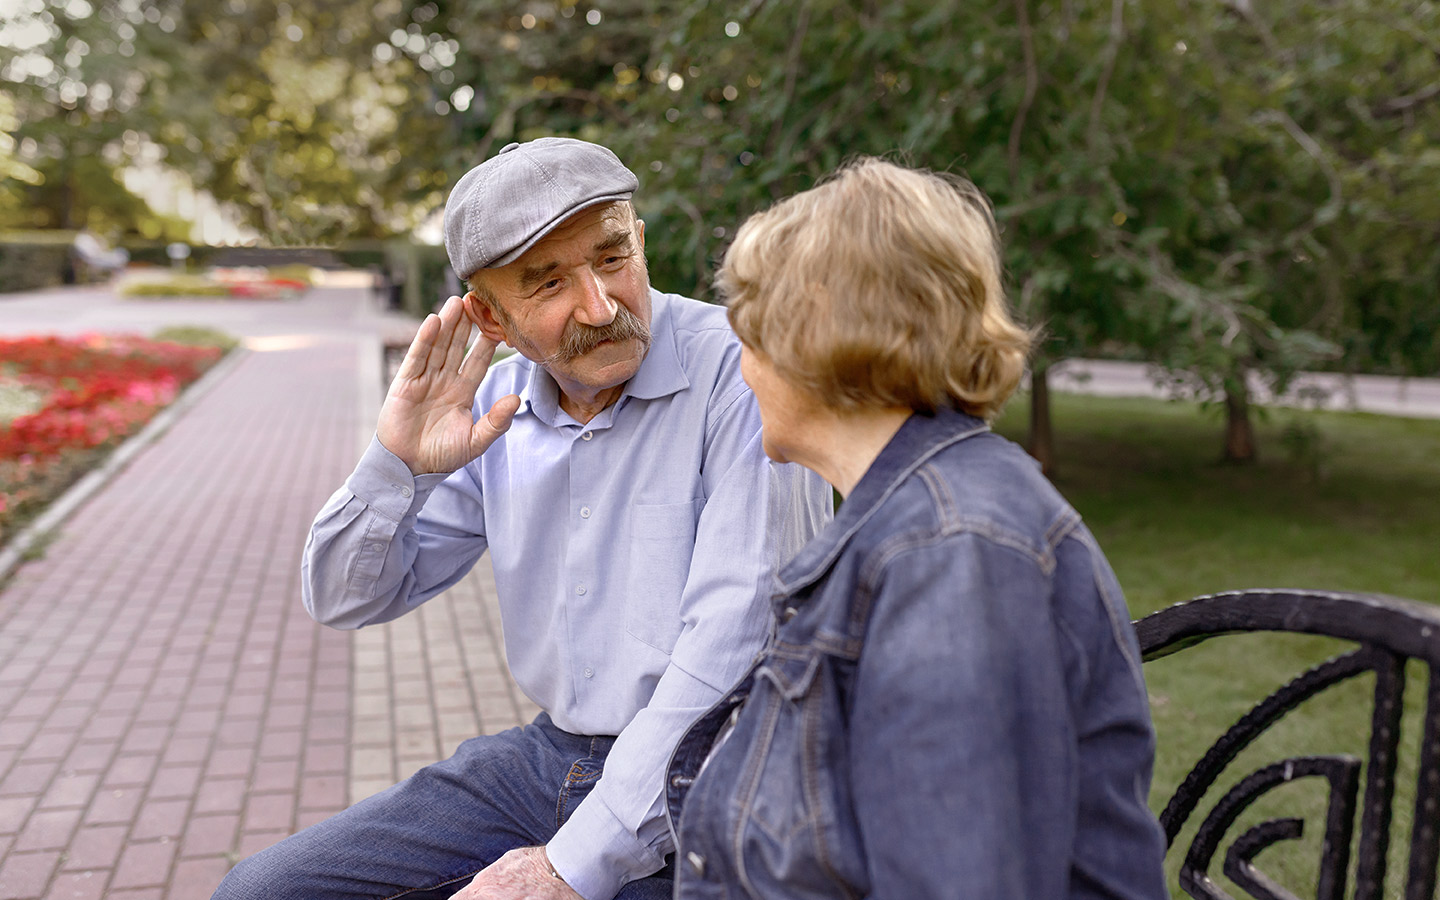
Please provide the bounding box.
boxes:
[476,201,638,294]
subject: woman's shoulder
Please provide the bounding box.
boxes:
[862,429,1080,569]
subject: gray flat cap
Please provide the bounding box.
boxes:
[443,137,639,279]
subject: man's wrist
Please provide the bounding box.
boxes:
[542,847,568,884]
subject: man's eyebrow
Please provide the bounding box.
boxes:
[517,261,560,292]
[594,230,634,254]
[515,228,633,292]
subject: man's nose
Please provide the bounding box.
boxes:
[574,270,617,326]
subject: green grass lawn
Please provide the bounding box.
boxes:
[993,393,1440,899]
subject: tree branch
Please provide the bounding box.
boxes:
[1008,0,1039,187]
[766,2,812,158]
[1088,0,1125,147]
[671,194,712,296]
[1223,0,1288,63]
[1254,108,1342,224]
[1377,81,1440,115]
[476,89,635,161]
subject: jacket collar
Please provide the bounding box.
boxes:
[516,288,688,425]
[775,408,990,594]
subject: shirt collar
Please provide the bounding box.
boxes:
[517,360,561,424]
[775,408,991,594]
[621,289,689,401]
[515,288,689,426]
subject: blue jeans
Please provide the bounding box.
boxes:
[213,713,675,899]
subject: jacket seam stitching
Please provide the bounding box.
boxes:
[1043,506,1082,552]
[1073,528,1146,680]
[780,424,989,590]
[915,464,956,523]
[852,524,1054,635]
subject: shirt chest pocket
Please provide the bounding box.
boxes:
[624,499,701,652]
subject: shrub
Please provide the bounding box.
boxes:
[0,236,70,292]
[0,333,230,548]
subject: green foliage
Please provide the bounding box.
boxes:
[151,325,240,352]
[0,234,69,291]
[569,0,1439,459]
[4,0,1436,401]
[263,264,320,286]
[0,0,186,239]
[155,1,454,242]
[1,0,453,244]
[114,274,232,298]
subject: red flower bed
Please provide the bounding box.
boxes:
[0,334,225,546]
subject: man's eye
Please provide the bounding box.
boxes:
[542,279,562,291]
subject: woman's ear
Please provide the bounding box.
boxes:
[464,291,509,344]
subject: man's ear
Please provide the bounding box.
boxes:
[635,218,645,251]
[464,291,509,344]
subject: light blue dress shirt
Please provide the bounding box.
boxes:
[301,290,833,900]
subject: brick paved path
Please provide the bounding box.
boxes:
[0,285,537,900]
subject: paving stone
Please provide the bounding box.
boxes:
[164,856,231,900]
[108,841,175,890]
[0,287,537,897]
[0,849,61,900]
[37,775,98,812]
[0,763,59,799]
[249,759,298,794]
[129,801,189,841]
[11,809,81,853]
[82,789,141,826]
[190,780,245,817]
[177,815,238,859]
[240,792,295,835]
[43,870,107,900]
[100,757,157,790]
[145,767,201,800]
[0,796,38,835]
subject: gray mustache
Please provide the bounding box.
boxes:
[544,305,652,365]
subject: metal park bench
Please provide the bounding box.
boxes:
[1136,589,1440,900]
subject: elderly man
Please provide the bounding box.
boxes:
[211,138,831,900]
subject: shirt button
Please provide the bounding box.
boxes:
[581,431,594,441]
[583,667,594,678]
[580,506,591,519]
[686,851,706,877]
[576,584,587,595]
[399,485,412,498]
[368,543,383,552]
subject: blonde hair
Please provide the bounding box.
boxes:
[719,158,1032,420]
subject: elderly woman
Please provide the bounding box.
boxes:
[664,159,1168,899]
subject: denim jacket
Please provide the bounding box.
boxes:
[666,409,1168,899]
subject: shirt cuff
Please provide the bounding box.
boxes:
[345,434,448,520]
[546,792,667,900]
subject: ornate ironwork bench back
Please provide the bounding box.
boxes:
[1134,589,1440,900]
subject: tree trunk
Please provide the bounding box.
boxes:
[59,152,75,231]
[1222,374,1256,464]
[1027,366,1055,476]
